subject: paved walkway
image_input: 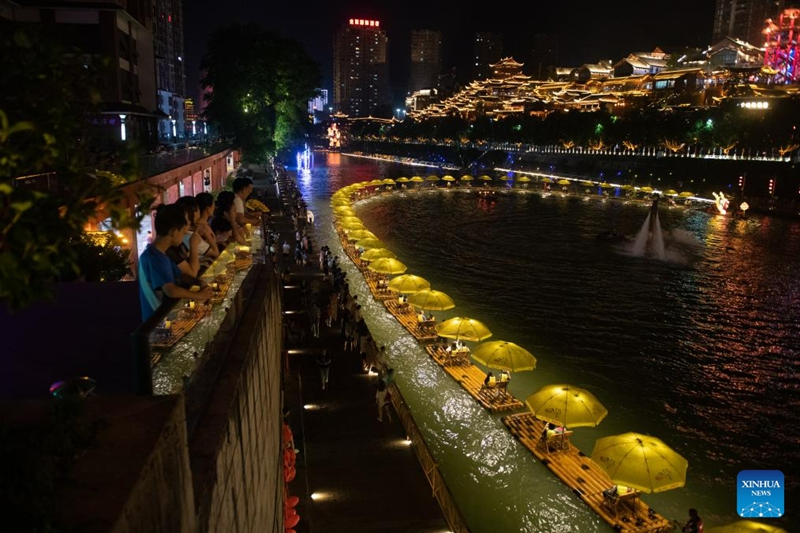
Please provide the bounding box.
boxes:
[252,165,449,533]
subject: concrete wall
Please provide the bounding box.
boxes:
[48,395,196,533]
[189,267,285,533]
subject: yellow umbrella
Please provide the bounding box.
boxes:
[408,289,455,310]
[591,432,688,493]
[679,191,694,197]
[356,237,385,250]
[541,177,553,183]
[340,219,365,229]
[442,175,455,181]
[340,221,366,231]
[478,175,493,181]
[436,317,492,342]
[471,341,537,372]
[338,216,362,226]
[331,198,351,207]
[707,521,787,533]
[333,206,355,216]
[360,247,397,261]
[460,175,474,181]
[525,384,607,428]
[410,176,425,183]
[557,179,571,186]
[426,175,440,181]
[396,177,410,183]
[664,189,678,195]
[383,178,396,185]
[600,182,613,188]
[388,274,431,293]
[368,257,407,275]
[346,229,377,241]
[517,176,531,183]
[640,186,654,193]
[581,180,595,187]
[499,175,512,181]
[621,184,635,190]
[369,179,383,185]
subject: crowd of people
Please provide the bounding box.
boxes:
[138,176,265,322]
[277,171,395,424]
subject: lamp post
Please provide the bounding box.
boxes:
[119,114,127,141]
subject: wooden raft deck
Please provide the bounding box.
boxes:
[425,345,524,412]
[151,303,213,353]
[502,413,674,533]
[383,300,438,341]
[365,276,395,301]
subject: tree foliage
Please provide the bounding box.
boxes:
[200,23,320,162]
[0,23,148,311]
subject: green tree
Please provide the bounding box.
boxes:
[200,23,320,162]
[0,23,148,311]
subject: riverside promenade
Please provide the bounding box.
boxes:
[252,165,449,533]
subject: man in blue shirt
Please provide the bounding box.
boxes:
[139,204,213,322]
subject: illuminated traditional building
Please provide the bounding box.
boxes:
[333,18,390,117]
[410,29,442,92]
[713,0,787,48]
[473,31,504,80]
[154,0,186,140]
[706,36,765,67]
[613,49,668,77]
[763,8,800,83]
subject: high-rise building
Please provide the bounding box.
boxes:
[308,89,329,124]
[712,0,787,46]
[153,0,185,139]
[473,31,503,81]
[333,18,389,117]
[409,29,442,92]
[1,0,160,148]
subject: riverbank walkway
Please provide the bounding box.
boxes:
[251,166,450,533]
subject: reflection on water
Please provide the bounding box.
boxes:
[296,153,798,532]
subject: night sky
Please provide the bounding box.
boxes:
[184,0,716,106]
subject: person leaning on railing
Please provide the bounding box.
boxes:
[194,192,220,259]
[138,204,214,322]
[211,191,247,246]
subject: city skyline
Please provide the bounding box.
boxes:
[185,0,718,106]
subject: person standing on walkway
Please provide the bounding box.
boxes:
[308,302,320,338]
[376,380,392,422]
[316,350,332,390]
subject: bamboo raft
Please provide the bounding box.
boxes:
[365,276,395,301]
[383,300,439,341]
[151,303,213,353]
[425,345,524,412]
[502,413,674,533]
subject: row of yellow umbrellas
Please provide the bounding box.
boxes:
[526,383,688,494]
[330,181,692,497]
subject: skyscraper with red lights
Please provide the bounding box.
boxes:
[333,18,390,117]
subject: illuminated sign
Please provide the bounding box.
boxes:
[738,101,770,109]
[349,18,380,27]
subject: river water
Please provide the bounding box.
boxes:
[294,152,798,533]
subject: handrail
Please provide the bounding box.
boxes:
[389,383,471,533]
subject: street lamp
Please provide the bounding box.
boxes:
[192,120,196,136]
[119,114,127,141]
